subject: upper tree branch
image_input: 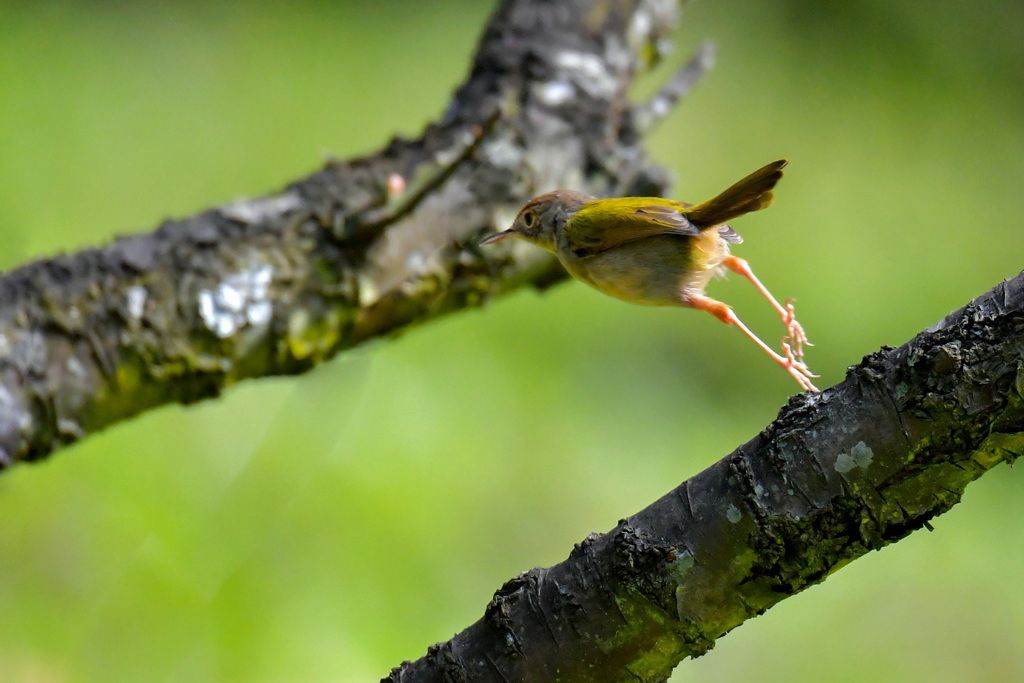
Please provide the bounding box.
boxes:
[386,271,1024,681]
[0,0,699,467]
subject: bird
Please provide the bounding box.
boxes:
[480,159,818,391]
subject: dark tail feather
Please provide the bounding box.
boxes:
[686,160,787,228]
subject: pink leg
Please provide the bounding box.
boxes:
[685,293,820,392]
[722,256,811,361]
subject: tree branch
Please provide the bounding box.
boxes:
[385,271,1024,681]
[0,0,699,467]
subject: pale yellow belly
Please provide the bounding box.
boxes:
[559,232,730,307]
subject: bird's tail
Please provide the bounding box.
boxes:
[686,160,787,229]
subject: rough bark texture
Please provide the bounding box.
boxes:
[0,0,700,466]
[386,272,1024,681]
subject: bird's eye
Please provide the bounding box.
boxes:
[522,210,537,230]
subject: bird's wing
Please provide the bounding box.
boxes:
[564,199,699,256]
[717,224,743,244]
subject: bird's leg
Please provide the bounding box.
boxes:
[684,293,820,392]
[721,255,811,361]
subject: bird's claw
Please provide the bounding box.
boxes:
[781,298,813,362]
[781,341,820,392]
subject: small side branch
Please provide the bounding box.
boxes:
[634,41,717,134]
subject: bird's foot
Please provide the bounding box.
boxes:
[780,341,819,392]
[781,298,813,361]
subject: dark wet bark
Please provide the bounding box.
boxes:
[386,273,1024,681]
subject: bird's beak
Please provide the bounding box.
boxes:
[479,229,516,246]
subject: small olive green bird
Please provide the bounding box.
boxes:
[480,160,818,391]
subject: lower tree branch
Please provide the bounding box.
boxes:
[386,270,1024,682]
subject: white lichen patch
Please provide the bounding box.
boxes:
[628,0,676,47]
[0,384,30,444]
[647,96,671,120]
[553,50,616,99]
[220,192,302,224]
[57,355,92,415]
[126,285,147,320]
[357,274,381,308]
[671,550,697,619]
[835,441,874,473]
[198,261,275,339]
[7,329,47,371]
[628,9,653,46]
[431,129,477,169]
[480,137,524,171]
[725,503,743,524]
[534,80,575,107]
[406,252,428,275]
[66,356,87,381]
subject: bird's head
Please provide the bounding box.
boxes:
[480,190,592,253]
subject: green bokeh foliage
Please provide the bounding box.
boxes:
[0,1,1021,681]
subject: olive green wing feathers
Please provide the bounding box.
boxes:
[632,204,744,245]
[561,160,785,257]
[562,198,700,257]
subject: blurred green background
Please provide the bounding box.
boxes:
[1,1,1022,681]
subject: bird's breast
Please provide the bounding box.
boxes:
[558,233,731,306]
